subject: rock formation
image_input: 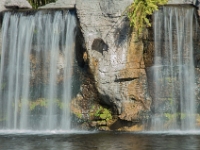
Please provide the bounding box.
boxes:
[75,0,152,123]
[0,0,32,12]
[37,0,200,130]
[1,0,200,131]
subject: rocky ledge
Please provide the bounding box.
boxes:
[0,0,32,12]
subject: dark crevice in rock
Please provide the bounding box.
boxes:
[75,24,86,68]
[91,38,108,54]
[114,78,136,82]
[112,17,131,48]
[109,120,141,130]
[97,94,113,106]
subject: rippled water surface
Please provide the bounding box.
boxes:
[0,131,200,150]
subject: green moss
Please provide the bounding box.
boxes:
[30,102,36,111]
[164,113,186,121]
[75,113,82,119]
[0,116,6,122]
[164,113,176,120]
[128,0,168,35]
[29,98,48,110]
[94,106,103,117]
[180,113,186,120]
[18,98,68,111]
[55,99,67,109]
[1,82,6,90]
[167,98,174,105]
[94,106,112,121]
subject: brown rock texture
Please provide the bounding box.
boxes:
[118,32,151,121]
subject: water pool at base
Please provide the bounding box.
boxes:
[0,132,200,150]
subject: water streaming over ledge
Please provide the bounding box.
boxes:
[151,6,198,130]
[0,10,76,130]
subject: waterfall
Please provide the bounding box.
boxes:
[151,6,197,130]
[0,10,76,131]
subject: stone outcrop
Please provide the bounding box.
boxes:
[75,0,152,122]
[39,0,75,9]
[168,0,195,4]
[4,0,32,9]
[0,0,7,12]
[0,0,32,12]
[38,0,153,129]
[39,0,198,9]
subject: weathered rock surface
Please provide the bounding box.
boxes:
[39,0,75,9]
[40,0,198,9]
[4,0,32,9]
[75,0,151,122]
[0,0,7,12]
[0,0,32,12]
[168,0,194,4]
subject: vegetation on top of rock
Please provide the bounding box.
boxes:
[28,0,56,9]
[128,0,168,35]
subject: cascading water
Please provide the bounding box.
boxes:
[151,6,198,131]
[0,10,76,131]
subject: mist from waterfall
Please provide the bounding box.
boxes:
[151,6,197,131]
[0,10,76,131]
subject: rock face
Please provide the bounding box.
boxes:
[40,0,198,9]
[75,0,152,122]
[168,0,194,4]
[0,0,7,12]
[4,0,32,9]
[0,0,32,12]
[39,0,75,9]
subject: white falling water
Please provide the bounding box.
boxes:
[151,6,197,130]
[0,10,76,131]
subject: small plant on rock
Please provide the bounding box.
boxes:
[128,0,168,35]
[94,106,112,121]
